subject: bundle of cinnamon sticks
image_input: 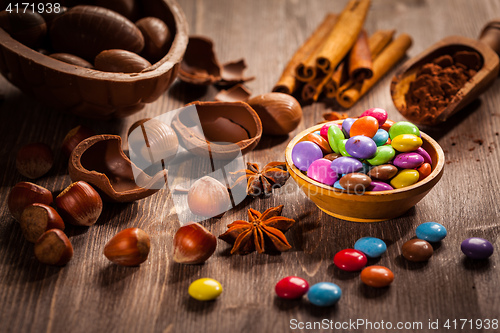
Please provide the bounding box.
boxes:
[273,0,412,108]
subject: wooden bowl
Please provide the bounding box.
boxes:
[0,0,188,118]
[285,122,445,222]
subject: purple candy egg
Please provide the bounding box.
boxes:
[415,147,432,164]
[393,152,424,169]
[330,156,363,174]
[292,141,323,171]
[345,136,377,159]
[461,237,494,259]
[342,118,356,138]
[367,181,394,191]
[360,108,388,126]
[307,159,338,185]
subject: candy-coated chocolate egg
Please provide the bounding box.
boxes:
[402,239,433,262]
[417,163,432,181]
[415,147,432,165]
[327,124,345,154]
[345,135,377,159]
[307,282,341,306]
[391,134,423,152]
[292,141,323,171]
[306,132,332,154]
[339,173,371,192]
[389,121,420,139]
[338,139,352,157]
[333,180,344,190]
[275,276,309,299]
[416,222,447,242]
[188,278,223,301]
[381,119,394,132]
[360,108,388,126]
[307,159,337,186]
[354,237,387,258]
[390,169,419,189]
[330,156,362,174]
[372,128,389,146]
[367,181,394,191]
[360,266,394,287]
[320,123,333,140]
[323,153,342,161]
[368,164,398,180]
[333,249,367,271]
[461,238,494,259]
[366,145,395,166]
[393,152,424,169]
[350,116,379,138]
[342,118,356,138]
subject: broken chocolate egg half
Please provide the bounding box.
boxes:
[178,36,221,85]
[171,101,262,160]
[69,135,166,202]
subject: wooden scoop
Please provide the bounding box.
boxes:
[391,21,500,126]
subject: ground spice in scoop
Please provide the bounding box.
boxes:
[404,50,481,123]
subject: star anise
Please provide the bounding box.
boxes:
[219,205,296,255]
[231,162,289,197]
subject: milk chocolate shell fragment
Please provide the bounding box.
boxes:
[214,84,252,102]
[171,101,262,160]
[219,59,255,86]
[178,36,221,85]
[69,135,166,202]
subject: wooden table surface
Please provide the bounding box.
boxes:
[1,0,499,332]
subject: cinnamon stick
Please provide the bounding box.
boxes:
[337,33,412,108]
[273,13,338,93]
[348,30,373,82]
[324,62,348,98]
[315,0,371,73]
[301,74,330,101]
[368,29,395,58]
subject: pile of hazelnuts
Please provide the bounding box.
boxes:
[7,126,151,267]
[0,1,172,73]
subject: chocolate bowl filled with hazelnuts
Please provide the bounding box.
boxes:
[0,0,188,118]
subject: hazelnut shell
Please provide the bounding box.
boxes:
[8,182,53,221]
[20,203,65,243]
[104,228,151,266]
[55,181,103,226]
[173,223,217,264]
[16,143,54,179]
[34,229,73,266]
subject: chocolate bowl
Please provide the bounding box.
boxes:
[284,121,445,222]
[0,0,188,118]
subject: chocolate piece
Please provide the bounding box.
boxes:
[68,135,165,202]
[178,36,222,85]
[50,5,145,61]
[202,117,250,143]
[219,59,255,86]
[136,17,172,62]
[214,84,252,102]
[95,49,152,73]
[49,53,93,68]
[171,101,262,160]
[95,0,139,20]
[0,10,46,49]
[40,6,67,28]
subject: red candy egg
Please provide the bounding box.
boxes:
[360,108,388,126]
[275,276,309,299]
[381,119,395,132]
[350,116,379,138]
[333,249,368,271]
[417,163,432,181]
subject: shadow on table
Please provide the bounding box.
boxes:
[274,296,339,317]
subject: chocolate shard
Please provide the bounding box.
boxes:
[214,84,252,102]
[178,36,222,85]
[218,59,255,86]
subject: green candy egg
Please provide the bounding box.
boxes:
[328,125,345,154]
[389,121,420,140]
[338,139,352,157]
[366,145,396,166]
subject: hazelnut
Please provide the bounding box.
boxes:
[104,228,151,266]
[7,182,53,221]
[34,229,73,266]
[187,176,231,218]
[55,181,103,226]
[20,203,65,243]
[61,125,96,157]
[16,143,54,179]
[173,223,217,264]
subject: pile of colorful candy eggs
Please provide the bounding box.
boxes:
[291,108,433,192]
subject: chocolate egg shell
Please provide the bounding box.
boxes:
[136,17,172,62]
[50,5,145,61]
[171,101,262,160]
[219,59,255,86]
[247,92,302,136]
[0,10,46,49]
[214,83,251,102]
[95,49,151,73]
[68,135,166,202]
[179,36,221,85]
[95,0,139,20]
[49,53,93,68]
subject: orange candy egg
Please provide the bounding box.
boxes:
[417,163,432,181]
[381,119,395,132]
[360,265,394,287]
[350,116,379,138]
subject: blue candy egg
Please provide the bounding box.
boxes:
[333,180,345,190]
[292,141,323,171]
[345,135,377,159]
[307,282,342,306]
[354,237,387,258]
[372,129,389,146]
[416,222,447,242]
[330,156,363,174]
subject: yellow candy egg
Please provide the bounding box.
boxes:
[391,134,423,152]
[188,278,223,301]
[390,169,420,189]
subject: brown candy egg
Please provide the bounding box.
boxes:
[339,173,372,192]
[402,239,433,262]
[368,164,398,180]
